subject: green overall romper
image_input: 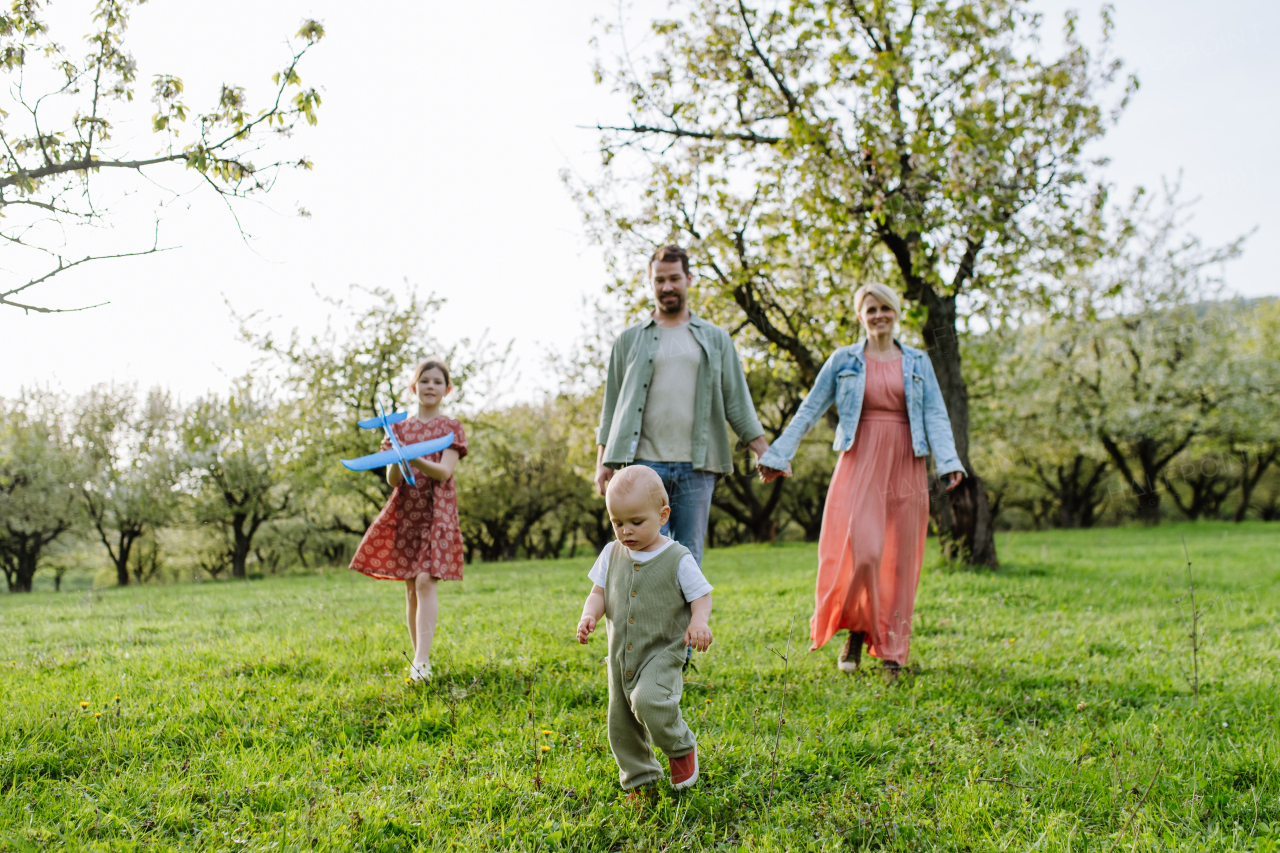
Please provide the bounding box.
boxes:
[604,540,698,789]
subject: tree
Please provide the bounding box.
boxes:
[969,326,1113,529]
[457,397,596,562]
[0,391,84,591]
[576,0,1139,566]
[1212,299,1280,521]
[182,380,294,579]
[1,0,323,314]
[74,384,181,586]
[240,286,506,548]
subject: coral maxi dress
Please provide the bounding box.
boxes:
[349,416,468,581]
[811,356,929,664]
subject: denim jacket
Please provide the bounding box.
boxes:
[758,340,965,476]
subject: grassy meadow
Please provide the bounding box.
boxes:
[1,522,1278,851]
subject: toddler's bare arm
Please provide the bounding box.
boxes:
[685,593,713,652]
[576,585,606,644]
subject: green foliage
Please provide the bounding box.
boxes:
[1,524,1277,849]
[458,395,602,562]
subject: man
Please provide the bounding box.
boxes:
[595,245,769,565]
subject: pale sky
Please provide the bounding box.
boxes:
[2,0,1275,403]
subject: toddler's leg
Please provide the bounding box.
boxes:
[608,660,663,789]
[411,574,438,675]
[631,657,696,760]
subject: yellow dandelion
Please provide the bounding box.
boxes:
[540,745,551,752]
[113,696,120,702]
[705,699,712,703]
[79,701,89,708]
[541,730,552,736]
[404,678,411,684]
[94,713,101,719]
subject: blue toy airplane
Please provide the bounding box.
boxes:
[340,400,454,487]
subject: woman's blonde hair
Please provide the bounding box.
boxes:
[407,357,452,395]
[853,283,902,319]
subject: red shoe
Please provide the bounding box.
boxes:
[669,747,699,790]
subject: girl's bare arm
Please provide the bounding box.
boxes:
[410,448,460,482]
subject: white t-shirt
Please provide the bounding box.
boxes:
[588,538,713,603]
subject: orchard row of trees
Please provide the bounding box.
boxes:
[3,282,1277,592]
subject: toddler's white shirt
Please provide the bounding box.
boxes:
[587,538,713,603]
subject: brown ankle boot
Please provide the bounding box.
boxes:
[838,631,864,673]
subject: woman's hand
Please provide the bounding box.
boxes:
[944,471,963,491]
[758,464,790,483]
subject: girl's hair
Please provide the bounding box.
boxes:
[853,283,902,319]
[408,357,452,394]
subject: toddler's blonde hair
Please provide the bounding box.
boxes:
[606,466,669,512]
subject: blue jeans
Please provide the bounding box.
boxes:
[630,461,718,566]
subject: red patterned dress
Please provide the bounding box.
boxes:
[349,415,468,581]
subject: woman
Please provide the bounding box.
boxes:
[757,284,964,675]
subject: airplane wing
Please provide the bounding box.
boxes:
[339,434,453,472]
[340,447,405,472]
[357,411,409,430]
[399,434,454,460]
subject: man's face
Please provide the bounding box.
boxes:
[650,259,690,316]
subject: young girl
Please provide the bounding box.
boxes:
[349,358,468,682]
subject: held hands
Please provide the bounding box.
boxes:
[576,615,597,644]
[944,471,963,491]
[684,622,713,653]
[757,464,791,483]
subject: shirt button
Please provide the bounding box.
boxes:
[634,566,640,571]
[631,590,636,596]
[627,644,633,650]
[626,671,633,678]
[629,618,634,624]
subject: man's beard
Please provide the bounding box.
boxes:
[657,291,684,314]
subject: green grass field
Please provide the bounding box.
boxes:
[2,522,1278,851]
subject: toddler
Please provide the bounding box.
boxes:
[576,465,713,791]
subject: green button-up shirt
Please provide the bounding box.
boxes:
[596,314,764,474]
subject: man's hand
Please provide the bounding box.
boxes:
[594,445,614,496]
[594,465,614,496]
[747,435,770,463]
[684,622,713,653]
[576,615,597,645]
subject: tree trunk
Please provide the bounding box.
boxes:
[113,529,141,587]
[231,513,252,578]
[1235,447,1278,522]
[920,296,998,568]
